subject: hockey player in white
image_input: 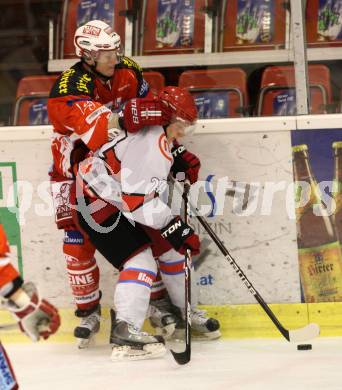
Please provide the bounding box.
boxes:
[76,87,220,360]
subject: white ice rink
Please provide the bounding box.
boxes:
[5,338,342,390]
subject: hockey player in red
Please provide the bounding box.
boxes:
[47,19,174,347]
[75,86,220,360]
[0,224,60,388]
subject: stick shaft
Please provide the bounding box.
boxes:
[195,213,289,340]
[170,180,192,364]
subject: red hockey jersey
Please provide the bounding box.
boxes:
[48,57,151,177]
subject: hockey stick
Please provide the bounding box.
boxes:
[172,179,320,343]
[170,180,192,365]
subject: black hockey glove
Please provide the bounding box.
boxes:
[160,217,200,255]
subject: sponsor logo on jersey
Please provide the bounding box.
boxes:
[121,56,142,72]
[64,231,84,245]
[59,69,76,94]
[64,254,78,264]
[83,25,101,36]
[76,73,92,94]
[85,105,111,125]
[69,273,95,286]
[158,134,172,162]
[137,272,153,287]
[54,181,72,223]
[75,291,98,302]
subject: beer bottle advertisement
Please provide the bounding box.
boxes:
[156,0,195,48]
[317,0,342,42]
[236,0,273,45]
[292,129,342,302]
[332,142,342,246]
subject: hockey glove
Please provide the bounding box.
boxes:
[171,141,201,184]
[6,282,60,341]
[70,141,90,177]
[160,217,200,256]
[119,97,173,133]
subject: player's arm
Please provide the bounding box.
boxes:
[48,69,113,151]
[5,282,61,341]
[108,59,172,133]
[110,96,173,134]
[48,94,113,151]
[0,224,60,341]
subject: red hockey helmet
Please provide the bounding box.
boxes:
[158,86,198,125]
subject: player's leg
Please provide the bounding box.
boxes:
[146,226,220,340]
[63,226,101,348]
[145,227,179,337]
[74,208,166,360]
[158,248,221,340]
[149,271,179,338]
[110,247,166,361]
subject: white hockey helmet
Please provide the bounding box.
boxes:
[74,20,122,63]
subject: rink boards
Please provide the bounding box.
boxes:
[1,302,342,342]
[1,115,342,340]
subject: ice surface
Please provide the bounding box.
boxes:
[5,338,342,390]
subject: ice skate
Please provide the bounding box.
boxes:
[174,308,221,341]
[149,295,178,339]
[110,309,166,361]
[74,304,101,349]
[191,308,221,340]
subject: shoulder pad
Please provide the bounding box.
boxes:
[117,56,143,73]
[50,62,95,98]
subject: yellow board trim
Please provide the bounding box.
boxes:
[1,302,342,343]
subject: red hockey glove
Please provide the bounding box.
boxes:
[171,141,201,184]
[160,217,200,256]
[119,97,173,133]
[7,282,60,341]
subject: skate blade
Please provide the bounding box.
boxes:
[191,329,222,341]
[77,334,96,349]
[154,323,176,340]
[110,343,167,361]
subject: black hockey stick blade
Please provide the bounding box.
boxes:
[170,346,191,365]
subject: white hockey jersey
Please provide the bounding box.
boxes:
[78,125,175,230]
